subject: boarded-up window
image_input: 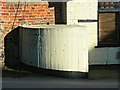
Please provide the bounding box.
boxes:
[99,13,120,46]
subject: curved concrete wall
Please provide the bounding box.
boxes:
[19,25,88,73]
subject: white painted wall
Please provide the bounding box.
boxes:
[67,0,98,49]
[67,0,98,25]
[67,0,120,65]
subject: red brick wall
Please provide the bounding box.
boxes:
[0,2,55,50]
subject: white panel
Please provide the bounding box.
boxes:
[60,28,67,70]
[54,29,59,70]
[64,28,72,71]
[71,29,78,71]
[20,25,88,72]
[50,28,57,70]
[45,28,51,69]
[56,28,64,70]
[78,31,88,72]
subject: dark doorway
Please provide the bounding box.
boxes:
[49,2,67,24]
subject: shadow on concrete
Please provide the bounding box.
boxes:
[4,27,21,70]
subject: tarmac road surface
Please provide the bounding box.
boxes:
[2,75,118,88]
[1,63,119,89]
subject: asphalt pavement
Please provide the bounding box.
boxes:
[1,65,119,89]
[2,76,118,88]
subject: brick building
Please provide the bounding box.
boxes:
[0,1,55,65]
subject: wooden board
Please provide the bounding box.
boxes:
[99,13,117,46]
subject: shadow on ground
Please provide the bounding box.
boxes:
[2,64,119,79]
